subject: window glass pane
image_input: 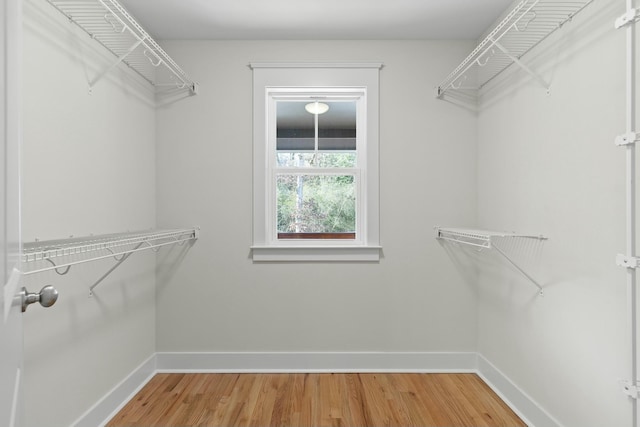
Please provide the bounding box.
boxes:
[276,100,357,168]
[318,101,356,151]
[276,101,314,151]
[277,153,356,168]
[276,174,356,236]
[315,153,356,167]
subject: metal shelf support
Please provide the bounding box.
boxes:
[22,228,199,294]
[436,0,593,99]
[88,38,145,92]
[46,0,198,95]
[435,227,547,296]
[492,40,550,93]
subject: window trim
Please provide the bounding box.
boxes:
[250,63,382,262]
[268,89,364,246]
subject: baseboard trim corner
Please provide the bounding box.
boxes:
[476,354,564,427]
[71,354,157,427]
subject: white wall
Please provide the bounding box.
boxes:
[21,1,157,426]
[21,3,630,425]
[475,0,630,426]
[154,40,479,353]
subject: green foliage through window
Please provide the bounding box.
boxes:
[277,173,356,234]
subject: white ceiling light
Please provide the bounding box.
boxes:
[305,102,329,115]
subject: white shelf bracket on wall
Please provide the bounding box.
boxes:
[623,380,640,399]
[22,228,199,296]
[616,131,640,146]
[436,0,593,99]
[88,37,146,92]
[617,254,640,269]
[616,8,640,28]
[435,227,547,296]
[491,40,550,93]
[46,0,198,95]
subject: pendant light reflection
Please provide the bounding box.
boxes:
[305,101,329,115]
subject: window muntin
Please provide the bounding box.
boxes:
[268,93,364,244]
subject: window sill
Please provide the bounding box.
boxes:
[250,245,382,262]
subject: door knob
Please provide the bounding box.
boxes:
[21,285,58,312]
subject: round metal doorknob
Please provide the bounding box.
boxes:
[21,285,59,312]
[38,285,58,308]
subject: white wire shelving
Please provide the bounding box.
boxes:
[436,0,593,99]
[435,227,547,295]
[22,228,199,294]
[46,0,198,95]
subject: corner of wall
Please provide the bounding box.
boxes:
[71,354,157,427]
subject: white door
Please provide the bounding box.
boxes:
[0,0,23,426]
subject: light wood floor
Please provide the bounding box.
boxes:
[107,373,526,427]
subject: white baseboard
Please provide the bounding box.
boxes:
[71,354,157,427]
[155,351,478,373]
[74,351,560,427]
[477,354,563,427]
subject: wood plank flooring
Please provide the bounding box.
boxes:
[107,373,526,427]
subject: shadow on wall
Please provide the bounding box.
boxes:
[438,235,547,303]
[156,87,197,108]
[156,240,197,292]
[436,89,479,114]
[23,0,156,107]
[22,255,156,365]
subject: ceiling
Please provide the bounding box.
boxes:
[117,0,516,40]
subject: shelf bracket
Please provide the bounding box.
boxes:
[615,8,640,29]
[617,254,640,269]
[492,243,544,296]
[89,241,145,296]
[622,380,640,399]
[615,132,639,146]
[435,228,546,296]
[88,37,145,92]
[492,40,550,93]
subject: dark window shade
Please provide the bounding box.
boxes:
[277,129,356,151]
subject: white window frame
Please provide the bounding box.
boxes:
[251,63,382,262]
[267,89,364,245]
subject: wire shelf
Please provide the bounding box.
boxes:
[23,228,199,276]
[46,0,198,94]
[436,0,593,98]
[435,227,544,248]
[435,227,547,295]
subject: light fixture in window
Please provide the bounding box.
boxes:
[305,101,329,115]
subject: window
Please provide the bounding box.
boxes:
[251,63,381,261]
[272,92,361,242]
